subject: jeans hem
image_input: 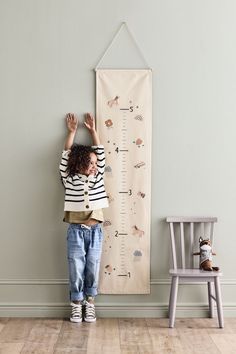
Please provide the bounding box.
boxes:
[70,292,84,301]
[84,288,98,297]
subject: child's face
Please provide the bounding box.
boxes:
[83,152,98,176]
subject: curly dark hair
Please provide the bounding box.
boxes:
[66,144,95,177]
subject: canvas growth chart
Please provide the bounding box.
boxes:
[95,23,152,294]
[96,69,152,294]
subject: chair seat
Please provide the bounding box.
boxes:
[170,268,223,277]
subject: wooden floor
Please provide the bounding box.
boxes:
[0,317,236,353]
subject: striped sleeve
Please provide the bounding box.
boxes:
[92,145,106,176]
[59,150,70,186]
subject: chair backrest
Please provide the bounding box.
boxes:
[166,217,217,269]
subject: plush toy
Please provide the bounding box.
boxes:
[193,237,219,271]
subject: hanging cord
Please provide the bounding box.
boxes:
[95,22,151,71]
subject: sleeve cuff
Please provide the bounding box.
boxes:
[62,150,71,158]
[92,145,104,149]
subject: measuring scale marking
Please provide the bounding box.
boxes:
[115,106,130,277]
[97,69,151,293]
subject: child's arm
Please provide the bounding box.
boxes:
[59,113,78,186]
[64,113,78,150]
[84,113,105,176]
[84,113,100,145]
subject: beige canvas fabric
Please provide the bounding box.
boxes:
[96,69,152,294]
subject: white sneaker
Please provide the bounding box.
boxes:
[84,301,96,322]
[70,302,82,323]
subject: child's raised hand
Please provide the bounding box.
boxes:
[66,113,78,133]
[84,113,96,132]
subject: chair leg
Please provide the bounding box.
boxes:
[169,276,179,328]
[168,277,174,317]
[208,281,214,318]
[214,276,224,328]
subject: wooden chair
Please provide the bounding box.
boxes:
[166,217,223,328]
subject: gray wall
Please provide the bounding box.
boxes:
[0,0,236,317]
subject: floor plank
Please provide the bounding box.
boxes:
[0,317,234,353]
[210,333,236,354]
[0,318,9,335]
[21,319,63,353]
[146,318,184,353]
[87,318,121,354]
[119,318,154,353]
[0,342,25,354]
[0,318,37,344]
[53,319,90,353]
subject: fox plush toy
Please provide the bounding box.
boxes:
[193,237,219,271]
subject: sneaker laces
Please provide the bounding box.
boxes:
[71,302,82,319]
[85,301,96,319]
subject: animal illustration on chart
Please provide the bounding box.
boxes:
[137,191,146,198]
[133,138,144,148]
[134,161,145,169]
[107,96,119,107]
[132,225,145,238]
[104,264,116,275]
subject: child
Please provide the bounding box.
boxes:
[59,112,109,323]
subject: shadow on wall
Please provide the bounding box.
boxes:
[151,218,171,278]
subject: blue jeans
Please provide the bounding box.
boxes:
[67,223,103,301]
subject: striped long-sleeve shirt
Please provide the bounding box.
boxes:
[59,145,109,212]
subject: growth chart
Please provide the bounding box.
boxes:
[96,69,152,294]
